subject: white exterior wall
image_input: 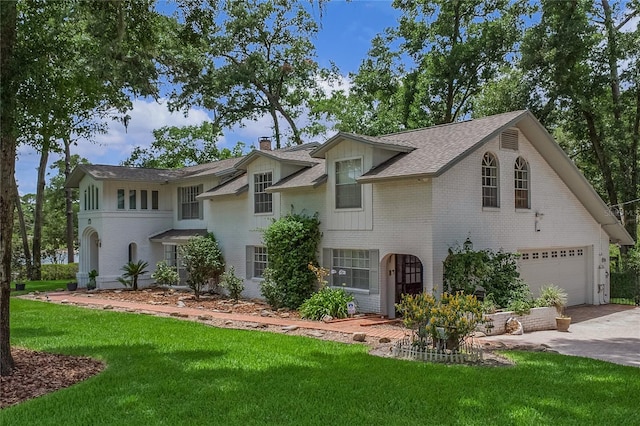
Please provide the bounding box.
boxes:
[77,177,173,288]
[431,128,605,303]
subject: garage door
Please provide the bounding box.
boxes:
[518,247,590,306]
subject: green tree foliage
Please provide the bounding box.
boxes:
[180,233,225,300]
[443,246,530,308]
[117,260,149,291]
[477,0,640,243]
[122,122,244,168]
[261,213,321,309]
[1,0,163,375]
[168,0,332,148]
[315,0,524,134]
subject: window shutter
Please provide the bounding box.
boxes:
[246,246,253,279]
[322,248,332,286]
[369,249,379,294]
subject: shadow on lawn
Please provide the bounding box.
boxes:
[14,341,637,425]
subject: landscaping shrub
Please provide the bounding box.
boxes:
[396,291,484,351]
[536,284,567,315]
[180,233,225,300]
[444,245,530,308]
[116,260,149,291]
[259,269,283,309]
[151,260,179,286]
[41,263,78,280]
[261,213,321,309]
[220,266,244,302]
[299,287,354,320]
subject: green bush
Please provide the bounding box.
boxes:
[116,260,149,291]
[261,213,321,309]
[151,260,179,286]
[506,298,532,315]
[180,233,225,300]
[396,292,485,351]
[41,263,78,280]
[220,266,244,302]
[536,284,567,315]
[299,287,354,320]
[259,269,283,309]
[443,246,530,308]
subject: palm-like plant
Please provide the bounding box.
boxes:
[117,260,149,291]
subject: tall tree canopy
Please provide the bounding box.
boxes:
[1,0,163,375]
[168,0,331,148]
[122,122,244,168]
[314,0,525,135]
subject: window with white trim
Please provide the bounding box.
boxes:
[482,152,499,207]
[246,246,268,279]
[253,246,268,278]
[335,158,362,209]
[332,249,370,289]
[129,190,137,210]
[178,185,203,220]
[514,157,530,209]
[141,190,148,210]
[254,172,273,214]
[117,189,125,209]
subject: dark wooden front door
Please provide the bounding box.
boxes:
[395,254,423,305]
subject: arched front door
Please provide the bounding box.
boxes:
[395,254,423,305]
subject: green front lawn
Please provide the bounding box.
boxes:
[10,280,70,296]
[3,299,639,425]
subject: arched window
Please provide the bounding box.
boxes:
[128,243,137,263]
[514,157,530,209]
[482,153,499,207]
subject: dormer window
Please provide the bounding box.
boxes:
[254,172,273,214]
[335,158,362,209]
[514,157,530,209]
[482,153,499,207]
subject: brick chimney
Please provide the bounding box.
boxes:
[259,136,272,151]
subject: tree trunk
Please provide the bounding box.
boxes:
[13,176,33,279]
[64,137,74,263]
[32,133,51,280]
[0,0,18,376]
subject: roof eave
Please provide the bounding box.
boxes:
[311,133,414,158]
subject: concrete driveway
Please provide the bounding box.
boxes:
[480,304,640,367]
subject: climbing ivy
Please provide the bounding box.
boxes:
[261,213,321,309]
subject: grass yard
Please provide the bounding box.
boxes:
[10,280,70,296]
[3,299,640,426]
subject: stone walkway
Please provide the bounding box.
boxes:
[44,292,409,340]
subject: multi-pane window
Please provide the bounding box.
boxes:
[84,185,99,211]
[482,153,499,207]
[514,157,530,209]
[152,190,159,210]
[117,189,125,209]
[253,247,268,278]
[129,190,137,210]
[332,249,370,290]
[335,159,362,209]
[141,190,148,210]
[178,185,202,220]
[254,172,273,214]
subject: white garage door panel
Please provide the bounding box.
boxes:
[518,248,589,306]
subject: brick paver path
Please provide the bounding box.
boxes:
[44,292,408,340]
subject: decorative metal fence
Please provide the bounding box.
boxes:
[392,336,484,364]
[610,270,640,306]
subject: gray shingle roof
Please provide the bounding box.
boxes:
[359,110,527,181]
[149,229,208,242]
[267,163,327,192]
[198,174,248,199]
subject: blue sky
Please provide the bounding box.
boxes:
[15,1,401,195]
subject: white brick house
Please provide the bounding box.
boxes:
[66,111,634,316]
